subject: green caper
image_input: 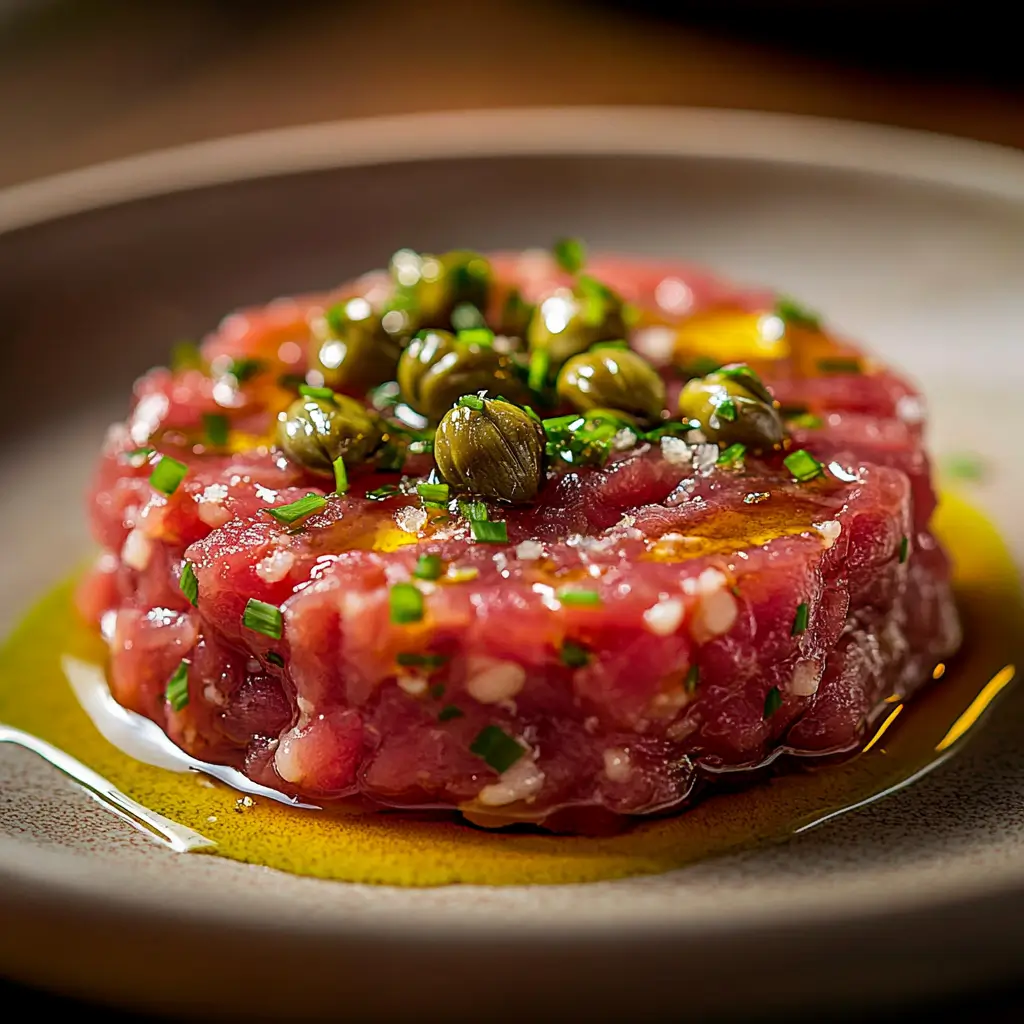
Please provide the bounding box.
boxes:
[277,393,385,473]
[313,297,403,397]
[434,397,546,503]
[388,248,492,331]
[677,363,785,451]
[526,276,628,368]
[498,287,535,340]
[397,329,523,421]
[556,347,666,421]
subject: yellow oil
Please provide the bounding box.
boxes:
[0,493,1019,887]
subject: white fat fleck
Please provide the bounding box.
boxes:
[515,539,544,561]
[478,753,545,807]
[613,428,639,452]
[687,569,738,642]
[683,567,726,597]
[617,514,636,529]
[274,729,305,784]
[814,520,842,549]
[603,747,633,782]
[395,505,428,534]
[203,682,228,707]
[121,528,153,571]
[257,549,296,583]
[790,659,824,697]
[466,658,526,705]
[642,597,685,636]
[100,610,118,645]
[660,436,692,467]
[896,394,925,425]
[199,483,229,505]
[198,503,231,528]
[398,673,429,696]
[296,695,315,717]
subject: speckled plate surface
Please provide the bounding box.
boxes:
[1,109,1023,1021]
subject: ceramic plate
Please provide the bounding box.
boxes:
[1,108,1023,1021]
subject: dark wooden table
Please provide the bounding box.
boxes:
[1,1,1022,1018]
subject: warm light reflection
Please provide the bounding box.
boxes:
[863,703,904,753]
[935,665,1016,752]
[933,662,947,680]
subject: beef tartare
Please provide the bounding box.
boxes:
[79,242,960,826]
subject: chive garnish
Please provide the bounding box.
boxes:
[243,599,283,640]
[265,493,327,526]
[763,686,783,718]
[397,652,448,670]
[458,394,485,411]
[470,725,527,773]
[150,456,189,496]
[775,297,822,331]
[715,397,738,422]
[528,349,550,392]
[899,536,909,564]
[559,587,601,607]
[451,303,487,332]
[685,665,700,694]
[417,482,449,504]
[560,641,590,668]
[226,358,266,383]
[171,341,203,372]
[818,357,861,375]
[458,499,488,522]
[471,520,508,544]
[717,443,746,468]
[299,384,337,402]
[366,484,400,501]
[523,405,542,424]
[266,652,286,668]
[553,237,586,274]
[784,449,824,483]
[792,602,809,635]
[329,458,348,496]
[438,705,465,723]
[203,413,230,447]
[457,327,494,347]
[413,554,443,581]
[166,661,190,712]
[390,583,424,624]
[179,562,199,607]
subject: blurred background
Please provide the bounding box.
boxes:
[2,0,1023,189]
[2,0,1022,1020]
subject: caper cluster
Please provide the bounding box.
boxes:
[677,363,785,451]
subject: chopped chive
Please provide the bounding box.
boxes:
[788,412,824,430]
[264,493,328,526]
[717,443,746,468]
[942,452,985,482]
[171,341,203,372]
[165,661,190,712]
[366,484,400,501]
[299,384,337,402]
[439,705,465,723]
[553,237,586,274]
[523,405,542,424]
[458,499,488,522]
[430,683,446,700]
[457,327,494,347]
[643,420,696,442]
[685,664,700,694]
[413,554,443,581]
[266,651,286,668]
[278,373,308,391]
[226,358,266,383]
[397,652,448,670]
[558,587,601,607]
[775,297,822,331]
[560,641,590,668]
[784,449,825,483]
[451,302,487,332]
[417,482,450,504]
[370,380,401,410]
[590,339,629,351]
[330,459,352,498]
[763,686,783,718]
[817,357,861,375]
[203,413,230,447]
[715,397,738,422]
[471,520,508,544]
[243,599,283,640]
[150,456,189,496]
[528,349,550,392]
[470,725,526,773]
[577,273,613,299]
[446,566,479,583]
[458,394,485,411]
[179,562,199,607]
[899,535,909,564]
[792,602,809,636]
[390,582,424,624]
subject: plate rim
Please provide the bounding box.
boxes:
[2,105,1024,949]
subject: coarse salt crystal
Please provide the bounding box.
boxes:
[814,520,842,549]
[660,436,692,467]
[515,539,544,560]
[466,658,526,704]
[257,549,296,583]
[121,528,152,571]
[603,747,633,782]
[478,754,545,807]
